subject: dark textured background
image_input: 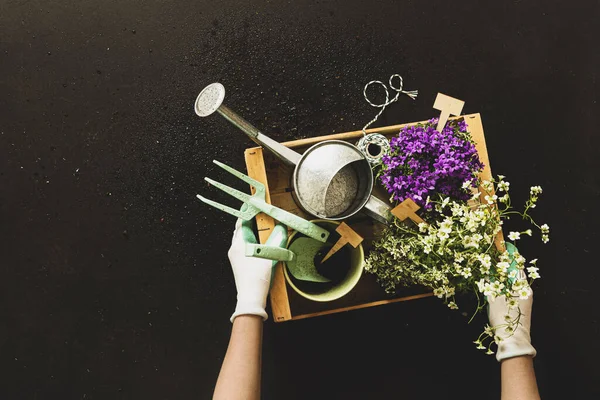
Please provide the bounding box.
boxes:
[1,0,598,398]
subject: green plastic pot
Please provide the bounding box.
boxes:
[283,220,364,302]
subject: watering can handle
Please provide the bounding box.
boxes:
[362,195,392,225]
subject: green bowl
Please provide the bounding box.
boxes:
[283,220,364,302]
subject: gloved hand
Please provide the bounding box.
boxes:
[488,293,537,362]
[228,219,272,322]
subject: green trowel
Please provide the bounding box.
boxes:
[246,236,331,283]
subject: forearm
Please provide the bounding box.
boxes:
[500,356,540,400]
[213,315,263,400]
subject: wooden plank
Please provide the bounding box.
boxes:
[465,115,506,252]
[291,292,435,321]
[244,147,292,322]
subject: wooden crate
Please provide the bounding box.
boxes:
[244,113,495,322]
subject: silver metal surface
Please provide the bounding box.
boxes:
[194,83,302,167]
[294,140,364,217]
[362,195,392,225]
[194,83,225,117]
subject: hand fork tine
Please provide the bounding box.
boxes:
[195,194,252,220]
[212,160,266,197]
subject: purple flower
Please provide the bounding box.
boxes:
[379,119,483,208]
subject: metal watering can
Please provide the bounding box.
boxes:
[194,83,392,224]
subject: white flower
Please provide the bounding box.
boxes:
[476,279,486,292]
[504,325,515,335]
[508,270,518,279]
[440,197,450,209]
[476,342,486,350]
[433,287,445,298]
[491,281,505,292]
[512,279,527,290]
[540,224,550,233]
[507,298,519,309]
[497,262,510,273]
[447,301,458,310]
[478,254,492,268]
[529,259,538,265]
[497,181,510,192]
[484,325,494,336]
[504,314,513,323]
[530,186,543,196]
[461,267,472,279]
[462,235,479,249]
[418,222,428,233]
[508,231,521,241]
[529,271,541,279]
[486,349,494,355]
[484,194,498,204]
[499,194,510,203]
[524,229,532,236]
[483,284,496,298]
[462,179,473,189]
[437,230,449,241]
[439,218,453,234]
[542,234,550,244]
[498,175,506,180]
[482,180,493,191]
[526,266,539,274]
[518,286,532,300]
[445,286,456,297]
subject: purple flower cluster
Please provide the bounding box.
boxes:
[380,118,483,207]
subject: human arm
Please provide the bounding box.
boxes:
[488,294,540,400]
[500,356,540,400]
[213,315,263,400]
[213,219,272,400]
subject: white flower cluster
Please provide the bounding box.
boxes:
[365,175,550,354]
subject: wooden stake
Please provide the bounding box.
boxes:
[433,93,464,132]
[391,198,425,225]
[320,222,363,263]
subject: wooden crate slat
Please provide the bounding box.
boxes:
[244,147,292,321]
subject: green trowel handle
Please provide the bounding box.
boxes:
[248,198,330,243]
[244,224,294,262]
[245,244,294,262]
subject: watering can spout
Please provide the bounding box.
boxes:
[195,83,302,167]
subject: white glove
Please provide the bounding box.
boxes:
[228,219,272,322]
[488,293,537,362]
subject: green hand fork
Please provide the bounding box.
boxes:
[197,159,330,243]
[242,217,331,284]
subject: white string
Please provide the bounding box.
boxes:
[357,74,417,167]
[356,133,391,167]
[361,74,418,136]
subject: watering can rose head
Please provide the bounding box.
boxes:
[379,118,483,208]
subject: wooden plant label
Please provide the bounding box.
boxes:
[391,198,425,225]
[320,222,363,263]
[433,93,465,132]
